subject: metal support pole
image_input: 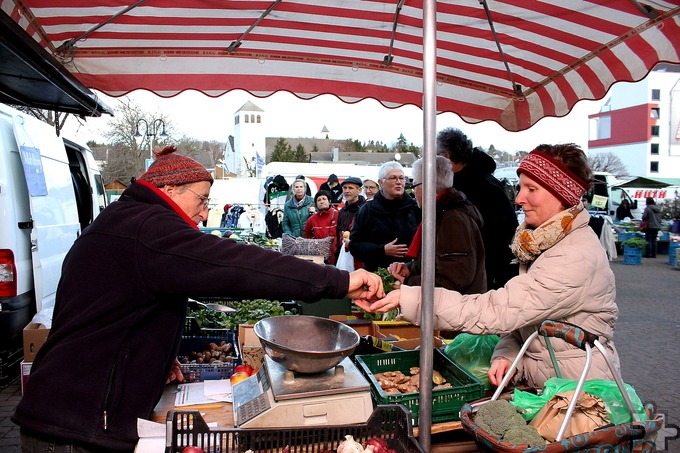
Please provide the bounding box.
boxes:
[418,0,437,450]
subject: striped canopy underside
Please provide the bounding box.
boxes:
[3,0,680,131]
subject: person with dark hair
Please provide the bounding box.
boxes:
[615,199,634,221]
[335,176,366,261]
[360,144,622,390]
[388,156,486,295]
[319,174,343,205]
[13,145,384,453]
[304,190,339,264]
[436,127,519,289]
[641,196,662,258]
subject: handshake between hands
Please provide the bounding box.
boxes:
[346,269,402,315]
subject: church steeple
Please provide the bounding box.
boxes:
[233,101,265,177]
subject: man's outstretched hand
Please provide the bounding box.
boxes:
[347,269,385,306]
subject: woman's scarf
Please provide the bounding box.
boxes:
[511,203,584,264]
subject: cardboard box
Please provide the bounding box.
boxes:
[23,323,50,362]
[389,337,445,351]
[20,361,32,395]
[294,255,325,264]
[329,316,379,337]
[375,321,440,340]
[238,324,265,368]
[240,346,266,368]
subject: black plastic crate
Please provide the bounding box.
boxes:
[0,339,23,388]
[178,334,240,383]
[184,316,233,338]
[166,404,424,453]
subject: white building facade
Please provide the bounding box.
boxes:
[588,64,680,184]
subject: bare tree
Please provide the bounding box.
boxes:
[588,152,629,177]
[11,105,79,137]
[101,99,174,182]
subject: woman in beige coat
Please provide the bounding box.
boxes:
[358,144,620,388]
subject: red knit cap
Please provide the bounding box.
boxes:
[517,149,589,207]
[138,145,213,187]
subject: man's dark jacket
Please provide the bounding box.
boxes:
[349,191,421,271]
[13,182,349,452]
[405,188,487,294]
[453,150,519,289]
[335,195,366,257]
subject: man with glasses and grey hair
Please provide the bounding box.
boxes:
[14,145,384,453]
[349,162,421,271]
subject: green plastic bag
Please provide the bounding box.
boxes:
[512,378,648,424]
[444,333,500,390]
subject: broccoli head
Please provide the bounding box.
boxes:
[503,425,547,447]
[475,400,523,437]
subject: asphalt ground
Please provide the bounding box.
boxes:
[1,253,679,452]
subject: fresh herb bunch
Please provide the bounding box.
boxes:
[375,267,397,292]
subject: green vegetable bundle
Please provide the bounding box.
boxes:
[187,299,296,330]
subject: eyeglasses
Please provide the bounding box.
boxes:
[185,187,211,209]
[411,182,423,189]
[385,176,406,182]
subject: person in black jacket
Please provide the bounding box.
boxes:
[350,162,421,271]
[319,173,344,206]
[335,176,366,260]
[13,146,383,453]
[437,128,519,289]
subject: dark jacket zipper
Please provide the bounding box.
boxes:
[102,361,118,431]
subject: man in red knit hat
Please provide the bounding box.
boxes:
[14,145,384,453]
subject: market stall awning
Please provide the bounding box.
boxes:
[2,0,679,131]
[616,176,673,188]
[0,10,112,117]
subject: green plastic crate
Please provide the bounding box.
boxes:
[355,349,484,426]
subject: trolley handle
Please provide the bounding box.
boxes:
[538,320,598,351]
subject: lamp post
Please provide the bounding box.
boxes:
[134,118,167,159]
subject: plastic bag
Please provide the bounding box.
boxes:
[512,377,647,424]
[444,333,500,390]
[336,246,355,271]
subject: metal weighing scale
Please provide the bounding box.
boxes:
[232,355,373,428]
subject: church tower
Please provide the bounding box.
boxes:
[233,101,266,177]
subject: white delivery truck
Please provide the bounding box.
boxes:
[584,172,638,218]
[0,103,106,379]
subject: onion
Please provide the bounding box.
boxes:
[364,437,389,453]
[337,435,364,453]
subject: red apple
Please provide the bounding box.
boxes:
[234,364,255,376]
[181,446,205,453]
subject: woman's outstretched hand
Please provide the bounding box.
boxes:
[354,289,401,314]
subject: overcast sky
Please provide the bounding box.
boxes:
[67,89,604,154]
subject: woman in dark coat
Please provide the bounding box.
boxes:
[389,156,486,295]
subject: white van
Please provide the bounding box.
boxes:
[0,103,106,354]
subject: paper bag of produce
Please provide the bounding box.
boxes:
[529,390,609,441]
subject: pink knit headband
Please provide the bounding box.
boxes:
[517,150,589,207]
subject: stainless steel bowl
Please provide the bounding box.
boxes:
[254,315,360,374]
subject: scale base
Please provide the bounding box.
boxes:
[237,388,373,428]
[233,357,374,428]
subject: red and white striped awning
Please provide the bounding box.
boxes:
[3,0,679,131]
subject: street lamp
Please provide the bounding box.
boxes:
[134,118,167,159]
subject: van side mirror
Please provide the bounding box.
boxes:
[631,200,638,210]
